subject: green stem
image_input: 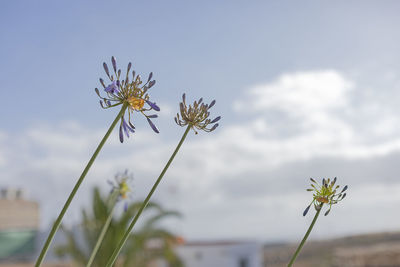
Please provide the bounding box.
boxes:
[287,205,322,267]
[35,103,128,267]
[86,196,118,267]
[106,125,191,267]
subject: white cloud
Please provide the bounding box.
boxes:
[233,70,400,160]
[157,102,174,118]
[234,70,353,115]
[0,131,7,167]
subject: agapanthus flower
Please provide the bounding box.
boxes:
[174,93,220,134]
[108,170,133,211]
[95,56,160,142]
[303,177,347,216]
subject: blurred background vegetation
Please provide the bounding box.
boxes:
[55,187,184,267]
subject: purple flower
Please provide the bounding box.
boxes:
[95,56,161,142]
[108,170,133,212]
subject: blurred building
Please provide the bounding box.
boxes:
[4,187,399,267]
[149,240,262,267]
[176,241,262,267]
[0,188,71,267]
[0,188,39,262]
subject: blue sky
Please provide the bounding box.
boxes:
[3,1,400,130]
[2,1,400,243]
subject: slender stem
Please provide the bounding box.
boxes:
[287,205,323,267]
[35,103,128,267]
[86,196,118,267]
[106,125,191,267]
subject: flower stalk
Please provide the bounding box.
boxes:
[105,125,191,267]
[35,103,128,267]
[287,204,322,267]
[86,193,118,267]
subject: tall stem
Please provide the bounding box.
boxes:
[86,196,117,267]
[35,104,128,267]
[106,125,191,267]
[287,205,322,267]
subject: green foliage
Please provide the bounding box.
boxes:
[55,187,184,267]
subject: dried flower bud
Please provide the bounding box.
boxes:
[175,93,221,134]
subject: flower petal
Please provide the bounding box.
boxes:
[146,100,160,111]
[122,123,130,138]
[147,72,153,82]
[128,121,136,130]
[119,124,124,143]
[147,118,159,133]
[209,100,216,108]
[103,62,110,77]
[105,81,118,94]
[95,88,101,97]
[148,80,156,88]
[123,119,135,134]
[324,209,331,216]
[210,123,219,131]
[303,205,311,216]
[99,78,106,88]
[210,116,221,123]
[112,56,117,72]
[124,202,128,212]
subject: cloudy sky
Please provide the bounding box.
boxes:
[1,1,400,243]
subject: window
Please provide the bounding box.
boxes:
[238,257,249,267]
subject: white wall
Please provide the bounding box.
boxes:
[175,242,262,267]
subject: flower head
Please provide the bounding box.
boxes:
[174,93,220,134]
[108,170,133,211]
[303,177,347,216]
[95,56,160,142]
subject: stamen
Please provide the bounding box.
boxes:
[316,196,329,203]
[127,97,145,110]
